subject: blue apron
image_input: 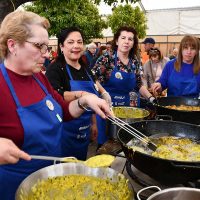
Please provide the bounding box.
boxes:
[97,52,137,144]
[168,67,199,97]
[0,63,63,200]
[61,65,98,160]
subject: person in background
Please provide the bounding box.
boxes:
[95,41,101,55]
[0,11,112,200]
[169,47,178,60]
[46,27,111,160]
[141,37,156,65]
[152,35,200,97]
[92,45,107,65]
[92,26,155,147]
[105,41,113,55]
[142,47,169,89]
[81,42,97,69]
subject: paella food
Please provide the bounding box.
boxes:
[165,105,200,111]
[21,174,132,200]
[84,154,115,168]
[62,154,115,168]
[130,136,200,162]
[112,106,149,119]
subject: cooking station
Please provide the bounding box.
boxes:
[100,97,200,199]
[109,145,200,200]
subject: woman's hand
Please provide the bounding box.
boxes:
[90,114,98,141]
[90,124,98,141]
[0,138,31,165]
[151,82,162,96]
[101,91,112,107]
[69,94,112,119]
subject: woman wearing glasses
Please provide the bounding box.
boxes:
[142,47,169,89]
[152,35,200,97]
[46,27,110,160]
[0,11,111,200]
[92,26,154,147]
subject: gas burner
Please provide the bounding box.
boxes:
[125,161,200,200]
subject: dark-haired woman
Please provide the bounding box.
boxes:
[152,35,200,97]
[46,27,110,160]
[92,26,154,146]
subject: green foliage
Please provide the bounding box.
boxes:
[107,4,147,38]
[93,0,140,6]
[24,0,107,43]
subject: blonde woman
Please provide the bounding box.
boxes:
[0,11,111,199]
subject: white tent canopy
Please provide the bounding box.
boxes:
[146,8,200,35]
[141,0,200,11]
[99,0,200,37]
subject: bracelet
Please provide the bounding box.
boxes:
[77,99,90,111]
[148,95,153,100]
[101,91,108,97]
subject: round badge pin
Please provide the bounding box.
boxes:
[46,100,54,111]
[94,83,99,91]
[115,72,122,79]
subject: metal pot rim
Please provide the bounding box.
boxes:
[148,187,200,200]
[15,162,134,200]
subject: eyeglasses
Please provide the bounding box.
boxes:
[25,41,48,54]
[149,49,159,53]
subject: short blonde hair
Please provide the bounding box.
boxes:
[0,10,50,59]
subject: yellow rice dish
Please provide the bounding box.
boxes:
[62,155,115,168]
[165,105,200,111]
[130,136,200,162]
[112,106,149,119]
[22,174,132,200]
[152,137,200,161]
[85,155,115,168]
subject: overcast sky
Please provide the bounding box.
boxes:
[98,0,200,15]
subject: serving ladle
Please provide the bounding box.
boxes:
[30,154,115,168]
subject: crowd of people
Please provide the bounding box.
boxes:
[0,9,200,200]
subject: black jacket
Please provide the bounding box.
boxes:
[46,59,96,97]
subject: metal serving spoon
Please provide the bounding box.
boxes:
[30,154,115,168]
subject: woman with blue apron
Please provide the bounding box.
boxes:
[61,65,99,160]
[167,64,200,97]
[97,52,137,145]
[152,35,200,98]
[0,63,63,200]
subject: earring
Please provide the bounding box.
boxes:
[61,50,63,54]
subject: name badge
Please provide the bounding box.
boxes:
[115,72,123,79]
[46,100,54,111]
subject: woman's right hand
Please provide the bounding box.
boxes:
[101,91,112,107]
[151,82,162,96]
[69,93,112,119]
[0,138,31,165]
